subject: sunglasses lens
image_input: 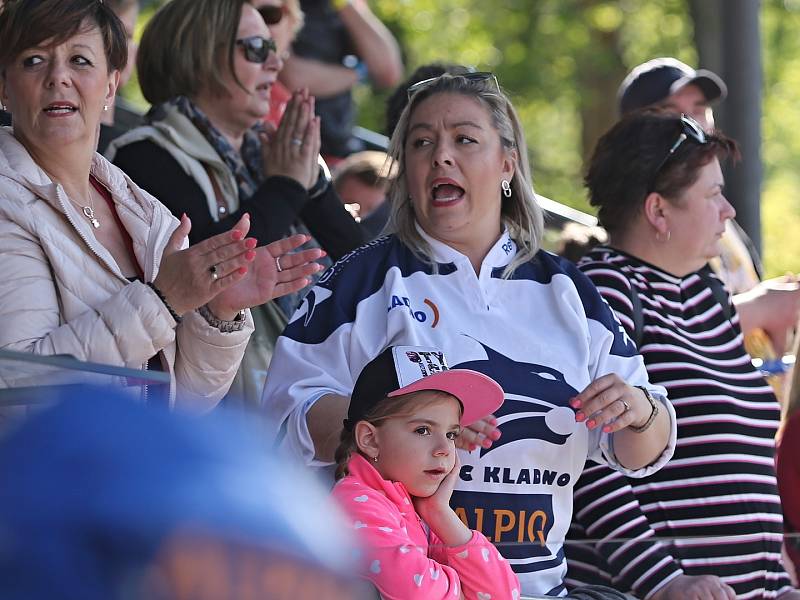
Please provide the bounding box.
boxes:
[682,117,706,143]
[258,5,283,25]
[237,36,276,63]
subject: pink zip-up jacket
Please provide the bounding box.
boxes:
[332,453,520,600]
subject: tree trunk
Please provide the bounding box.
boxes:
[718,0,763,253]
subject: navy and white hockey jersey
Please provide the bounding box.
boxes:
[263,229,676,597]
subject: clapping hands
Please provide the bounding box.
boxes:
[153,213,325,321]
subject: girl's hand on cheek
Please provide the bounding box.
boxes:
[413,453,460,520]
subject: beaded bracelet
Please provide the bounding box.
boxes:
[146,282,183,324]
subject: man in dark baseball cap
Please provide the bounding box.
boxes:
[618,57,727,129]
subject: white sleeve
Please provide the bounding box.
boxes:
[262,273,389,466]
[573,269,677,477]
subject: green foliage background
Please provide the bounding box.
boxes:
[129,0,800,276]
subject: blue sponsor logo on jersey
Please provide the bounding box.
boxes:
[387,295,440,327]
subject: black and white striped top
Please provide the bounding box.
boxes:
[565,246,792,599]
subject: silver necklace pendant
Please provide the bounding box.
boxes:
[82,206,100,229]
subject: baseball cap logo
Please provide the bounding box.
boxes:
[403,350,449,379]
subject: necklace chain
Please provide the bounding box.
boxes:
[41,167,101,229]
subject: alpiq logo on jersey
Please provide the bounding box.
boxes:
[387,295,440,327]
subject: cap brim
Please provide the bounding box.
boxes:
[387,368,504,426]
[670,70,727,103]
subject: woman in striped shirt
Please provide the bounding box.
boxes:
[565,111,798,600]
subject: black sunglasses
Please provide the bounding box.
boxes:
[235,35,277,63]
[648,114,707,192]
[406,71,501,99]
[258,4,285,25]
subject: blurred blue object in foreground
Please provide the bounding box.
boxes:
[0,386,361,600]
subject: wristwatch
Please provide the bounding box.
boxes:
[629,386,659,433]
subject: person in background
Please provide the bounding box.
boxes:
[618,57,800,391]
[263,72,676,598]
[332,345,520,598]
[107,0,365,406]
[97,0,143,153]
[566,111,797,599]
[0,0,322,417]
[253,0,305,129]
[282,0,403,160]
[0,386,364,600]
[556,222,608,264]
[333,150,395,238]
[777,334,800,578]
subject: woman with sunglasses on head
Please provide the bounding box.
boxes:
[564,111,799,600]
[263,72,677,598]
[0,0,323,418]
[107,0,365,405]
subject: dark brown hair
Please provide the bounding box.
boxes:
[586,109,740,236]
[136,0,247,105]
[333,390,460,482]
[0,0,127,73]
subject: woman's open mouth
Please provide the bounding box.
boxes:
[431,182,465,207]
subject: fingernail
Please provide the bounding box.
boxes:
[245,238,257,249]
[488,429,501,440]
[587,419,596,429]
[575,412,585,422]
[469,444,477,452]
[570,398,581,409]
[245,250,256,261]
[232,230,244,241]
[238,267,248,275]
[603,425,612,433]
[482,438,492,448]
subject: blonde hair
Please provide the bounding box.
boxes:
[282,0,304,35]
[385,74,544,279]
[334,390,460,481]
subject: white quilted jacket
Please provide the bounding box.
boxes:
[0,128,253,412]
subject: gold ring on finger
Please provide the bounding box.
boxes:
[620,399,630,413]
[275,256,283,273]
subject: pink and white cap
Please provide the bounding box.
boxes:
[345,346,505,430]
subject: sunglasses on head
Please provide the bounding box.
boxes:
[258,4,286,25]
[648,114,708,192]
[406,71,501,100]
[236,35,277,63]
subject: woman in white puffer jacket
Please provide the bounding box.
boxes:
[0,0,322,417]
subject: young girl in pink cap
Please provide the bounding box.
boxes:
[332,346,520,600]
